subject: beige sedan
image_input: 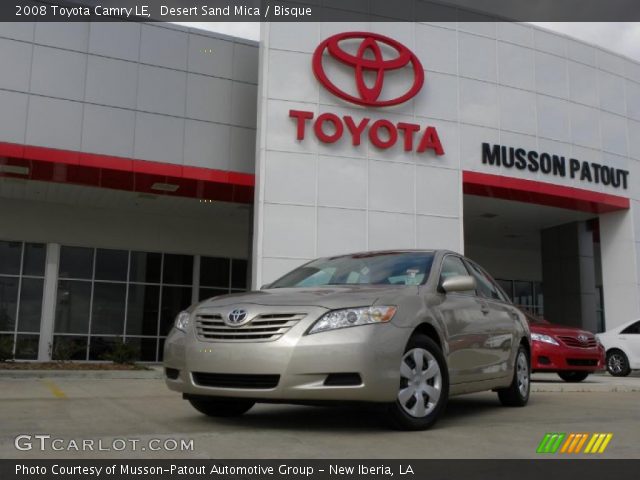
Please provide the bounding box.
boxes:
[164,250,530,430]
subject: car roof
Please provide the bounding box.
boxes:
[602,317,640,333]
[323,249,451,258]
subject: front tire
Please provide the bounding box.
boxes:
[497,345,530,407]
[187,397,255,417]
[557,371,589,382]
[606,350,631,377]
[387,334,449,431]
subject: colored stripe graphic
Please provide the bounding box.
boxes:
[538,433,613,454]
[536,433,553,453]
[560,434,575,453]
[536,433,565,453]
[566,433,588,453]
[584,433,613,454]
[574,434,589,453]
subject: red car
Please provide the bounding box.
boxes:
[524,311,605,382]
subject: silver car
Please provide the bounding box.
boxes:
[164,250,530,430]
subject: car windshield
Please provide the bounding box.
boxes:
[269,251,435,288]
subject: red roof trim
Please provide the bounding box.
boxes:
[462,171,629,213]
[0,141,255,204]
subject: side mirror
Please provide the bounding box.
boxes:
[441,275,476,293]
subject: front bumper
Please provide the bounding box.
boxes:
[531,341,605,372]
[163,307,409,403]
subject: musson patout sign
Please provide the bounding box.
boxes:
[289,32,444,155]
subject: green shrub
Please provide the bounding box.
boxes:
[102,339,139,365]
[0,336,14,362]
[53,338,81,362]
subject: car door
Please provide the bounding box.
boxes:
[432,254,491,384]
[619,320,640,367]
[463,259,518,379]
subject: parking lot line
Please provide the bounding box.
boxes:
[42,380,67,399]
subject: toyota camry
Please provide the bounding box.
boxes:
[524,311,604,381]
[163,250,530,430]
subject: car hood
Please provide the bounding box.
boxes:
[196,285,417,310]
[530,322,595,339]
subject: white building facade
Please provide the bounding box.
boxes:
[0,20,639,360]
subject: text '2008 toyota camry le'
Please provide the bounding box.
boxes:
[163,250,530,430]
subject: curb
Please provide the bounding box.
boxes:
[531,372,640,393]
[0,366,164,380]
[531,383,640,393]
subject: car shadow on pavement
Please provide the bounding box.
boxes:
[203,395,503,432]
[205,404,390,432]
[531,374,601,384]
[531,379,600,384]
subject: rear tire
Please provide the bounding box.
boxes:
[497,345,530,407]
[187,397,255,417]
[557,371,589,382]
[606,350,631,377]
[387,334,449,431]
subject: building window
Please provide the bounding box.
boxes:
[496,279,544,316]
[596,286,605,332]
[52,246,247,362]
[199,256,248,301]
[0,240,46,359]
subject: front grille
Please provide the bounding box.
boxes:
[558,336,597,348]
[566,359,598,366]
[195,312,305,342]
[192,372,280,389]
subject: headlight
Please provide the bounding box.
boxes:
[531,332,559,346]
[174,311,190,332]
[307,306,397,335]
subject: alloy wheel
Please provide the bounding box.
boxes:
[608,353,625,374]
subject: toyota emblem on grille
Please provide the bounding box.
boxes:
[578,334,589,343]
[227,308,248,326]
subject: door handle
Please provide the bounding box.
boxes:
[481,307,490,315]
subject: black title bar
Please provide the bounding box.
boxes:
[4,0,640,22]
[2,460,640,480]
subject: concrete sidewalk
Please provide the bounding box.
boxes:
[0,365,164,379]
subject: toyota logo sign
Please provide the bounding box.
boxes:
[227,308,248,326]
[289,32,444,156]
[312,32,425,107]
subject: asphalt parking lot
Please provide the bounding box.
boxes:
[0,371,638,459]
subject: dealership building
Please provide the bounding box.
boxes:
[0,19,639,361]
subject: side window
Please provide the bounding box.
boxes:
[439,256,471,294]
[621,321,640,334]
[488,272,512,303]
[465,261,504,302]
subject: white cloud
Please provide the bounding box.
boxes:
[531,22,640,62]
